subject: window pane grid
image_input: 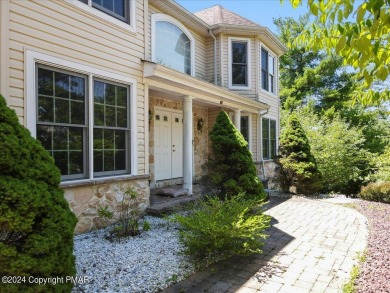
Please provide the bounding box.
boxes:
[37,66,131,181]
[91,0,127,22]
[37,67,87,178]
[94,80,129,175]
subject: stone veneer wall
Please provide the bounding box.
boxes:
[63,175,150,234]
[149,96,209,184]
[255,161,280,190]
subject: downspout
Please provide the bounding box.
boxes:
[259,109,269,180]
[209,29,217,85]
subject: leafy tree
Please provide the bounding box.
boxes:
[207,111,266,200]
[275,15,390,159]
[285,0,390,104]
[293,105,372,194]
[0,95,77,293]
[278,114,322,194]
[275,15,361,111]
[370,146,390,182]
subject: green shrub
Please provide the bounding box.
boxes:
[207,111,266,200]
[0,95,77,292]
[359,182,390,203]
[278,114,322,194]
[290,106,371,195]
[105,186,142,241]
[172,194,270,267]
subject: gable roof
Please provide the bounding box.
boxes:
[194,5,260,27]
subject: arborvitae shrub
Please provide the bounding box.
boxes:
[277,114,322,194]
[0,95,77,293]
[207,111,266,200]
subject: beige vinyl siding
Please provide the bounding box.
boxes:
[205,36,214,84]
[148,5,207,81]
[251,113,258,161]
[8,0,147,174]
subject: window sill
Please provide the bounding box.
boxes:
[60,174,150,188]
[63,0,136,35]
[229,85,252,90]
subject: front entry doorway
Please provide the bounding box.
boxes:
[154,108,183,181]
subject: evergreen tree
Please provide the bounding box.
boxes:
[207,111,266,200]
[277,114,322,194]
[0,95,77,293]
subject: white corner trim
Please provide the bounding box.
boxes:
[151,13,196,77]
[228,37,252,90]
[25,50,138,175]
[64,0,137,34]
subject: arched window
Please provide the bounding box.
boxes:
[152,14,195,76]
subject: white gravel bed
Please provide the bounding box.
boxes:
[72,216,194,293]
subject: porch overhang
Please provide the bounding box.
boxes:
[143,61,269,114]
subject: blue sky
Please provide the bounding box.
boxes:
[176,0,309,34]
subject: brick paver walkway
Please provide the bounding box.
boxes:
[162,196,368,293]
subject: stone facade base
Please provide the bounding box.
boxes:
[62,175,150,234]
[255,161,281,190]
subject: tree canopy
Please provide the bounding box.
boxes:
[285,0,390,104]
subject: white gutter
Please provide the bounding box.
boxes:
[258,109,269,180]
[209,29,217,85]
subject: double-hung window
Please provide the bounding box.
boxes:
[229,38,251,89]
[36,65,132,181]
[262,118,277,160]
[78,0,129,22]
[261,48,275,94]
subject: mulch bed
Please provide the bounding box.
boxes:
[352,201,390,293]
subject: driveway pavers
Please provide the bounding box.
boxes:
[162,196,368,293]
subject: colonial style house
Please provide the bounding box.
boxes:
[0,0,286,233]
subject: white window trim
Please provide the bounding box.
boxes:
[260,116,278,161]
[228,37,252,90]
[260,42,277,97]
[64,0,136,34]
[151,13,196,77]
[25,50,138,178]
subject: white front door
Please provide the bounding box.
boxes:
[154,109,183,181]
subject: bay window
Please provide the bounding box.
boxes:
[261,48,275,94]
[229,38,251,89]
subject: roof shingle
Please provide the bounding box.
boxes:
[194,4,261,27]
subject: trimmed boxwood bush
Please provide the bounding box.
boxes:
[359,182,390,203]
[0,95,77,292]
[277,114,322,194]
[172,194,270,267]
[207,111,266,200]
